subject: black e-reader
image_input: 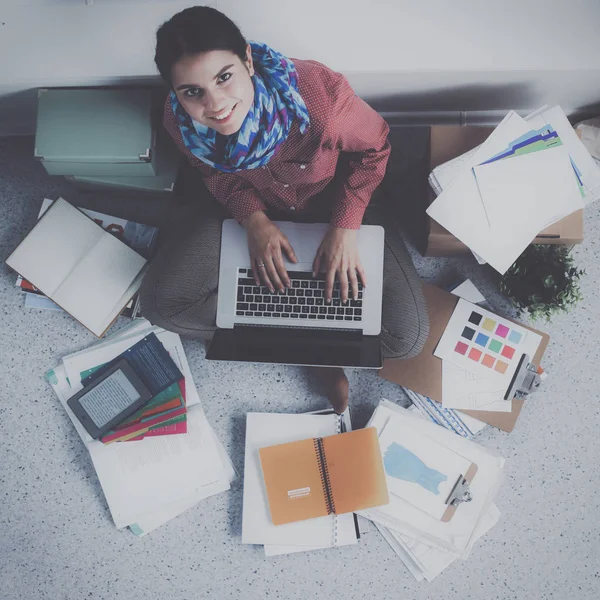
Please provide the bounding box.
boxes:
[67,358,153,439]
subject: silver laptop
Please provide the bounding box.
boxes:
[206,219,385,368]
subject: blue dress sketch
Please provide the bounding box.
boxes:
[383,443,447,495]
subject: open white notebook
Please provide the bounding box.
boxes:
[6,197,147,336]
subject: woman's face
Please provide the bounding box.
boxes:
[171,45,255,136]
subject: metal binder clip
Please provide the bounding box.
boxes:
[503,354,543,401]
[445,475,472,507]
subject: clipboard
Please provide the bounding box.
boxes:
[380,283,550,433]
[441,463,477,522]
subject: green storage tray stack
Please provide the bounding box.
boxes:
[35,87,180,192]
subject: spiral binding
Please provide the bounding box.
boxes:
[313,437,336,517]
[332,414,342,547]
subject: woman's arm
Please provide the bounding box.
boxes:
[327,73,391,230]
[313,73,390,302]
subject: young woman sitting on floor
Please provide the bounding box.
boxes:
[140,5,429,413]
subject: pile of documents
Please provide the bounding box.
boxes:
[427,105,600,274]
[46,319,236,536]
[359,400,504,582]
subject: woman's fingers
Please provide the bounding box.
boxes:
[312,253,321,279]
[338,265,350,303]
[356,261,367,290]
[324,265,336,303]
[348,265,359,302]
[254,258,273,291]
[264,257,284,293]
[272,248,290,290]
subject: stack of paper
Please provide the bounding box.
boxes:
[427,106,600,274]
[358,400,504,582]
[242,410,360,556]
[46,319,236,535]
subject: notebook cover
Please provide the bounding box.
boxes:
[259,428,389,526]
[259,437,329,525]
[379,283,550,432]
[321,427,389,515]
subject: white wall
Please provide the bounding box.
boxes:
[2,0,600,134]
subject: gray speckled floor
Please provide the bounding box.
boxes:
[1,135,599,600]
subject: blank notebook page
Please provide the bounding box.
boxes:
[52,232,146,334]
[6,198,104,296]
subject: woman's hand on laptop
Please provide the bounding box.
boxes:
[313,227,366,303]
[242,211,298,293]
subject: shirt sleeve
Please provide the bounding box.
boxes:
[203,171,267,223]
[327,74,391,229]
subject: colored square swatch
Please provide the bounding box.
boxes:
[494,360,508,374]
[496,324,510,338]
[475,332,489,347]
[482,318,496,332]
[508,330,522,344]
[455,341,468,355]
[481,354,495,368]
[468,348,482,361]
[462,326,476,340]
[468,311,483,326]
[501,345,515,359]
[488,339,502,353]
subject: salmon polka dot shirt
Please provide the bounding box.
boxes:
[163,59,391,230]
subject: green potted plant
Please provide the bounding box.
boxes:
[499,245,585,321]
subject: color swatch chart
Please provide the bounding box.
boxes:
[434,298,542,382]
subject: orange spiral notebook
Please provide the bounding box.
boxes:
[259,427,389,526]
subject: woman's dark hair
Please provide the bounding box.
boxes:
[155,6,248,83]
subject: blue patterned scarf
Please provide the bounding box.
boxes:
[169,42,310,173]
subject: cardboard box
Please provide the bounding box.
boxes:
[424,126,584,257]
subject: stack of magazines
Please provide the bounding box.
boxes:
[46,319,236,536]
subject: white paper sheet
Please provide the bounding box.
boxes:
[526,105,600,204]
[450,280,486,305]
[378,419,472,519]
[87,406,228,528]
[378,503,501,582]
[468,145,584,273]
[442,361,512,412]
[406,390,488,437]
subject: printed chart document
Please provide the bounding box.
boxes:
[6,197,147,336]
[469,146,583,273]
[426,110,586,274]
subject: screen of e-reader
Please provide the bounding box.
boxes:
[78,369,141,428]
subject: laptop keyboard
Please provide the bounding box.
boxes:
[235,268,364,322]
